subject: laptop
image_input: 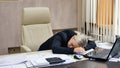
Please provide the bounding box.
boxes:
[83,38,120,61]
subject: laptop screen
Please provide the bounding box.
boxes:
[110,38,120,58]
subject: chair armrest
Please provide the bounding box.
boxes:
[20,45,32,52]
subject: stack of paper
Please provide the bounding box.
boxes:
[26,54,76,67]
[0,54,27,68]
[26,54,49,67]
[109,58,120,62]
[0,63,27,68]
[95,41,113,49]
[0,51,76,68]
[0,54,27,66]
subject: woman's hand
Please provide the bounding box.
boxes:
[74,47,86,54]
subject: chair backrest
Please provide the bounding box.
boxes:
[22,7,53,51]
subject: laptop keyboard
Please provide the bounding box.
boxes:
[87,49,110,58]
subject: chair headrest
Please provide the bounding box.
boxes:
[23,7,50,25]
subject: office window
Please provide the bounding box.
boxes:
[82,0,116,42]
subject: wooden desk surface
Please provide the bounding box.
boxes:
[0,50,120,68]
[45,60,120,68]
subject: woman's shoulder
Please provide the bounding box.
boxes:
[62,29,76,35]
[54,29,76,39]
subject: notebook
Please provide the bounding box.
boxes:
[83,38,120,61]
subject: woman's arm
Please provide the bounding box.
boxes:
[84,40,97,50]
[51,36,74,54]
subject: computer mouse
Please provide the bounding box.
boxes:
[74,54,84,59]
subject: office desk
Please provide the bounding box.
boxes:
[46,60,120,68]
[0,50,120,68]
[25,50,120,68]
[0,50,78,68]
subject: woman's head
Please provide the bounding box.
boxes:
[68,31,88,48]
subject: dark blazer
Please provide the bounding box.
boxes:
[38,29,96,54]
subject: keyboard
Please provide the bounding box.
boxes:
[87,49,110,58]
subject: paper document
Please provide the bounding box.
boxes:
[83,49,94,55]
[0,66,11,68]
[109,58,120,62]
[0,54,27,66]
[96,42,113,49]
[26,54,75,67]
[11,63,26,68]
[0,63,27,68]
[25,61,33,68]
[26,54,49,67]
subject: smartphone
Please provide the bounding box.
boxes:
[45,57,65,64]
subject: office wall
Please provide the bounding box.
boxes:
[0,0,22,54]
[0,0,79,54]
[22,0,78,29]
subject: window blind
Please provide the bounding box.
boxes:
[85,0,115,42]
